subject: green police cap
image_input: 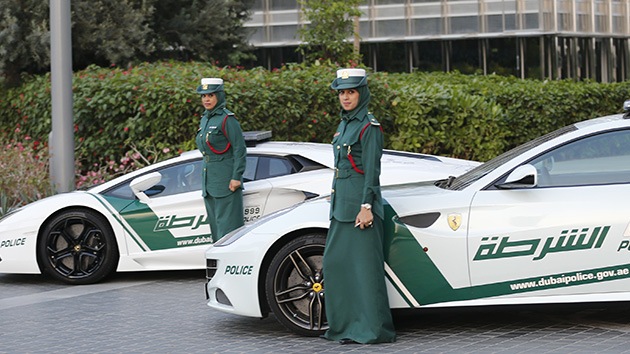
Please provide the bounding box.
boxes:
[196,78,224,94]
[330,68,367,90]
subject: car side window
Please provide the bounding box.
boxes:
[150,161,204,197]
[255,156,296,180]
[104,160,203,200]
[244,156,258,182]
[530,129,630,187]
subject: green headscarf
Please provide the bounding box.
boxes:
[330,69,370,119]
[196,78,226,114]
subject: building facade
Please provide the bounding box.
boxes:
[245,0,630,82]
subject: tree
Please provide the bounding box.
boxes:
[0,0,255,87]
[0,1,51,87]
[71,0,155,69]
[297,0,362,65]
[151,0,255,65]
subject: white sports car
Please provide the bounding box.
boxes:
[205,101,630,337]
[0,135,478,285]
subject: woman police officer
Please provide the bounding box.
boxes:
[195,78,247,242]
[321,69,396,344]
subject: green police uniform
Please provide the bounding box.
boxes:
[194,78,247,242]
[322,69,396,344]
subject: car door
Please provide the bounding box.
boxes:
[109,155,289,252]
[115,155,279,246]
[113,159,210,254]
[467,128,630,298]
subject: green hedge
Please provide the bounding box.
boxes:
[1,61,629,171]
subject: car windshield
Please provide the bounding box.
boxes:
[445,124,577,190]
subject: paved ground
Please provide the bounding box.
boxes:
[2,270,630,353]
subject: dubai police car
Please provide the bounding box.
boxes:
[205,101,630,337]
[0,132,478,285]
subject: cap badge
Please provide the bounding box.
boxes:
[341,70,349,79]
[202,84,208,90]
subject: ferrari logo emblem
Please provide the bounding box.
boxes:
[312,283,323,293]
[341,70,349,79]
[202,84,208,89]
[448,213,462,231]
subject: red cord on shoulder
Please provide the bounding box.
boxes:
[206,114,232,154]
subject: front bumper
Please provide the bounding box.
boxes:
[204,244,266,318]
[0,220,41,274]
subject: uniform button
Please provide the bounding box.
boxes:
[331,189,335,193]
[343,143,347,146]
[336,146,340,149]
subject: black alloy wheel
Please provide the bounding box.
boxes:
[265,233,328,337]
[37,209,119,285]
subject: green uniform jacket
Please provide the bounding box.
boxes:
[195,107,247,198]
[329,107,384,222]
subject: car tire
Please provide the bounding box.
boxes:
[37,209,119,285]
[265,233,327,337]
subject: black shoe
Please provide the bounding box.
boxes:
[338,338,358,345]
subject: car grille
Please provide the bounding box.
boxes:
[206,259,218,280]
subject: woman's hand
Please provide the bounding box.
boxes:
[229,179,241,192]
[355,207,374,230]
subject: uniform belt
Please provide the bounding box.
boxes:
[334,168,361,179]
[204,155,227,162]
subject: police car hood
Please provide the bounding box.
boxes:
[381,180,463,218]
[382,180,446,199]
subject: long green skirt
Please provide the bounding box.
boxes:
[203,189,243,242]
[322,217,396,344]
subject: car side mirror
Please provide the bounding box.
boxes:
[130,172,163,203]
[496,164,537,189]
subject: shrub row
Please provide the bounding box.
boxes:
[2,61,630,172]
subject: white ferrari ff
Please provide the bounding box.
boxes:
[0,133,478,285]
[205,101,630,337]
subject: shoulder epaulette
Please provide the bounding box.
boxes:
[368,114,380,126]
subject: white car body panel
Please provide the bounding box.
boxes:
[467,185,628,288]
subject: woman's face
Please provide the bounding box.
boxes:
[338,89,359,111]
[201,93,218,110]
